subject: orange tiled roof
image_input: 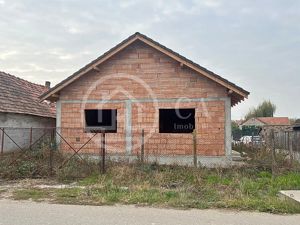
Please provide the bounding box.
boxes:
[0,71,56,118]
[257,117,290,126]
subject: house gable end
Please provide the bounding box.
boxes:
[60,40,228,101]
[40,32,249,105]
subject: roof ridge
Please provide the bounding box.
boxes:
[255,117,267,124]
[0,70,46,88]
[0,71,55,118]
[257,116,288,118]
[135,32,249,96]
[40,32,249,104]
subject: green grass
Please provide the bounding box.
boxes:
[12,189,50,201]
[220,197,300,214]
[9,164,300,214]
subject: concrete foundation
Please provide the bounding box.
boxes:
[279,190,300,205]
[89,154,237,168]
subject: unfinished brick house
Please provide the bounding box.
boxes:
[40,32,249,166]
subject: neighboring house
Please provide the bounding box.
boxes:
[241,117,290,128]
[0,72,56,153]
[40,32,249,166]
[234,119,244,126]
[241,117,291,142]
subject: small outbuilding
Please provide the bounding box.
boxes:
[0,72,56,153]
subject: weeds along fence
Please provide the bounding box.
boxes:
[273,130,300,155]
[233,129,300,173]
[0,127,202,179]
[1,127,299,179]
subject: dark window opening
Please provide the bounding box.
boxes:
[159,108,195,133]
[85,109,117,133]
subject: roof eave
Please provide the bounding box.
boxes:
[39,32,250,102]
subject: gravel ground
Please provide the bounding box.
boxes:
[0,179,79,199]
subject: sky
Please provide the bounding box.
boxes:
[0,0,299,120]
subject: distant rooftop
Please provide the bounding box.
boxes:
[257,117,290,126]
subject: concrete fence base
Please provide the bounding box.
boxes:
[89,154,239,168]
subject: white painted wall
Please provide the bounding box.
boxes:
[0,112,55,153]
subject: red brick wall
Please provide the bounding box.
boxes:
[131,101,225,156]
[59,41,227,156]
[60,103,126,154]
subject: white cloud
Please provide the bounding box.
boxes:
[58,54,73,60]
[0,51,19,60]
[61,21,85,34]
[67,27,81,34]
[202,0,221,8]
[6,64,73,73]
[0,0,299,119]
[240,7,254,15]
[119,0,138,8]
[81,50,92,55]
[49,49,75,60]
[27,63,73,73]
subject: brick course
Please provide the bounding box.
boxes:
[59,41,227,156]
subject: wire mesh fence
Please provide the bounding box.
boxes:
[0,127,203,178]
[0,127,55,154]
[56,128,200,166]
[232,129,300,174]
[1,127,300,179]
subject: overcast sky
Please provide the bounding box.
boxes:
[0,0,299,119]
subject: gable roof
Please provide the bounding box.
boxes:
[241,117,291,126]
[40,32,249,105]
[233,119,244,126]
[256,117,290,126]
[0,71,56,118]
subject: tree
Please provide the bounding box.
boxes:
[245,100,276,120]
[232,121,242,141]
[290,118,299,125]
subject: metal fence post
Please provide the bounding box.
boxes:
[100,131,106,174]
[1,128,4,155]
[270,130,276,177]
[29,127,33,150]
[49,146,53,176]
[288,132,293,167]
[141,129,144,163]
[251,132,254,149]
[193,130,197,168]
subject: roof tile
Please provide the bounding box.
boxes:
[0,71,56,118]
[257,117,290,126]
